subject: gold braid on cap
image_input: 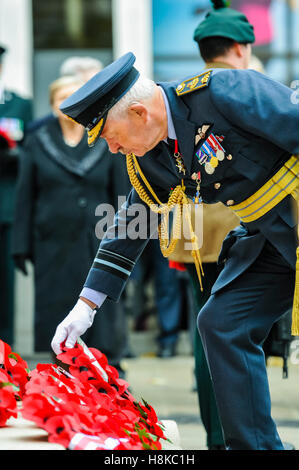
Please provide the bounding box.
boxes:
[87,118,104,146]
[126,153,204,290]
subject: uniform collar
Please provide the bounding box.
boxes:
[159,85,177,141]
[158,81,196,176]
[204,61,235,70]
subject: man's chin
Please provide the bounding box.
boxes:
[122,150,146,157]
[133,151,146,157]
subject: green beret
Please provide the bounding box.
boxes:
[193,7,255,44]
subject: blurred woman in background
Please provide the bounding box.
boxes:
[12,75,130,374]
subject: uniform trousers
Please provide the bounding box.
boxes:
[197,239,295,450]
[186,262,225,449]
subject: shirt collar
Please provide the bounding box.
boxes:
[158,85,177,142]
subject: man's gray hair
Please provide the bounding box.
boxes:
[108,75,156,119]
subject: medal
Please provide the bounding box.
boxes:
[173,139,186,175]
[195,149,208,165]
[208,134,226,161]
[192,171,202,204]
[210,156,219,168]
[205,162,215,174]
[176,159,186,175]
[195,130,227,174]
[216,149,225,161]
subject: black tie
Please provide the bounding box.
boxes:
[167,138,175,151]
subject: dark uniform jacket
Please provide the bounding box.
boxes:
[82,69,299,302]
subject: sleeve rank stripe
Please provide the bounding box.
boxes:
[97,248,135,268]
[96,250,134,271]
[93,258,131,277]
[92,261,129,281]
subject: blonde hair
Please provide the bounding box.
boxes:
[49,75,84,105]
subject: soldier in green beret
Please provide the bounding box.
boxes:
[193,0,255,70]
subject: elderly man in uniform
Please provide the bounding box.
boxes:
[51,44,299,449]
[167,0,254,450]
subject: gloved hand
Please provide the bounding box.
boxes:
[51,298,98,355]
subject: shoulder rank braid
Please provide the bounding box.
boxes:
[176,70,212,96]
[126,153,204,291]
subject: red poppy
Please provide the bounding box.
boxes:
[88,348,109,370]
[9,364,30,399]
[0,340,29,373]
[21,393,60,428]
[0,340,30,399]
[44,415,77,448]
[0,368,13,387]
[0,339,11,366]
[7,351,28,371]
[0,388,18,426]
[56,344,83,367]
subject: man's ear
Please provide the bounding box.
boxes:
[234,42,249,59]
[129,103,148,122]
[232,42,243,58]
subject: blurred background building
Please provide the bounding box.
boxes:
[1,0,299,355]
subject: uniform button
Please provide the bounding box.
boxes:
[214,182,221,189]
[78,197,87,208]
[226,199,234,206]
[227,154,233,160]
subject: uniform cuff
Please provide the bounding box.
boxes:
[80,287,107,307]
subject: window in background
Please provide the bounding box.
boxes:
[33,0,112,49]
[32,0,113,118]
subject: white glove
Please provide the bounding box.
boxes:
[51,299,97,355]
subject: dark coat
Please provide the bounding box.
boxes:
[0,90,33,223]
[12,118,130,355]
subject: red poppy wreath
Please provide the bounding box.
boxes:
[0,338,168,450]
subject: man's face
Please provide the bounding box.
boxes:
[101,106,161,157]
